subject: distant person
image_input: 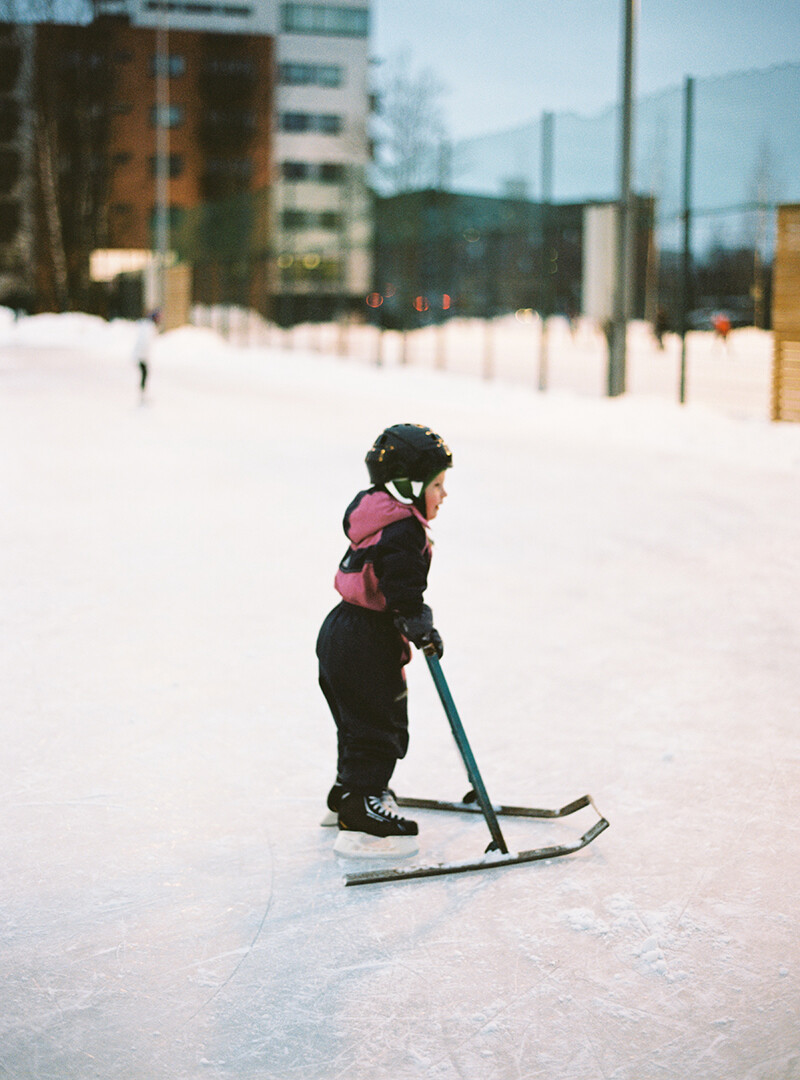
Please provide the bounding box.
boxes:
[133,310,159,402]
[654,306,669,349]
[712,312,731,344]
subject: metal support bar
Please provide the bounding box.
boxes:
[608,0,636,397]
[679,76,694,405]
[538,110,554,392]
[424,654,508,854]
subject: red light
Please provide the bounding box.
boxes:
[442,294,451,310]
[413,296,430,312]
[366,292,384,308]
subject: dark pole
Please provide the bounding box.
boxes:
[679,76,694,405]
[608,0,636,397]
[538,110,554,391]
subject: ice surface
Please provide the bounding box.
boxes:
[1,312,799,1080]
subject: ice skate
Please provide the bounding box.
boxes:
[333,791,419,858]
[320,782,345,826]
[321,783,399,827]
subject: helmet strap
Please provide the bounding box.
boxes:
[386,478,423,504]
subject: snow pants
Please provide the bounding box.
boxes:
[316,601,409,794]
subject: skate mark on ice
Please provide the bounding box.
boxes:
[181,834,275,1027]
[673,762,780,931]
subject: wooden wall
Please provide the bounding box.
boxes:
[772,204,800,421]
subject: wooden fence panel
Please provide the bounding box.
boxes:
[772,204,800,421]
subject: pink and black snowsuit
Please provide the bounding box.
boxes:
[316,488,432,794]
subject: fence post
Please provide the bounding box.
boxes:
[483,318,494,380]
[679,75,694,405]
[538,111,554,392]
[608,0,637,397]
[436,320,447,370]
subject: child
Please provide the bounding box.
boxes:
[316,423,452,856]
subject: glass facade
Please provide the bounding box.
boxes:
[280,112,342,135]
[280,3,368,37]
[279,62,343,88]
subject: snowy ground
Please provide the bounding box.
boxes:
[2,312,799,1080]
[198,309,775,423]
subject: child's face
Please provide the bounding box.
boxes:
[424,471,448,520]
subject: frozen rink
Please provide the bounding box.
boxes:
[1,312,799,1080]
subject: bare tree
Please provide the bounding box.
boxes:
[373,51,450,195]
[29,20,113,310]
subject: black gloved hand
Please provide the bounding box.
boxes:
[394,604,444,658]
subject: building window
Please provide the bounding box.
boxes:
[150,104,184,128]
[149,154,186,178]
[281,112,309,133]
[282,209,307,230]
[149,205,185,230]
[150,54,186,78]
[319,162,345,182]
[281,209,343,230]
[61,50,104,71]
[282,161,309,180]
[282,161,345,183]
[205,158,253,179]
[279,255,342,283]
[317,114,342,135]
[279,112,342,135]
[279,62,343,88]
[203,57,256,77]
[144,1,253,14]
[319,211,341,229]
[202,109,256,143]
[281,3,368,37]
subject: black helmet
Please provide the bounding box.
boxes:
[366,423,452,503]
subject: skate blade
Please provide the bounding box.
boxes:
[320,809,339,827]
[333,830,419,859]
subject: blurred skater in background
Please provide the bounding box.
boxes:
[133,310,159,402]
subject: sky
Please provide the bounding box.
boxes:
[371,0,800,141]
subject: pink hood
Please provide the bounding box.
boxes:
[345,490,428,544]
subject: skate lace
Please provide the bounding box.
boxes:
[367,791,402,820]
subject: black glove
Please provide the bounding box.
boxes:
[394,604,444,658]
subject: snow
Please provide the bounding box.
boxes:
[1,310,799,1080]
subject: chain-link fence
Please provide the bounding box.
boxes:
[449,63,800,330]
[174,62,800,421]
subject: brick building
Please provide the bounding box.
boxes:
[1,2,373,321]
[20,18,273,313]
